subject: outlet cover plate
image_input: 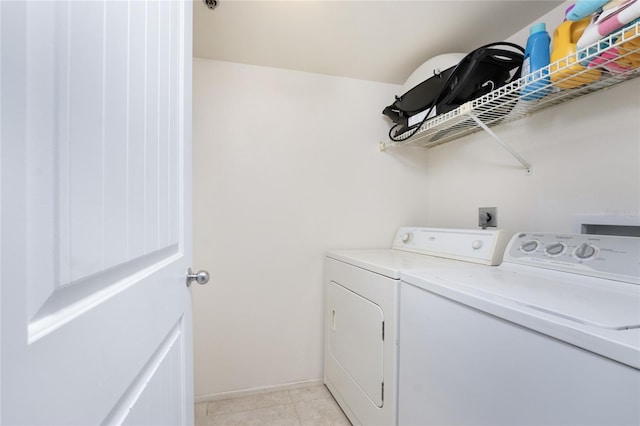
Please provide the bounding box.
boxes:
[479,207,497,228]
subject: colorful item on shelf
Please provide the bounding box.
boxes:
[582,20,640,74]
[551,14,602,88]
[576,0,640,49]
[521,23,551,100]
[587,46,632,72]
[567,0,610,21]
[604,0,634,9]
[616,23,640,65]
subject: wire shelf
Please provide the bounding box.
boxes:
[379,21,640,153]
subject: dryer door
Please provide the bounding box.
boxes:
[327,281,384,407]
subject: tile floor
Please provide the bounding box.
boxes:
[195,384,351,426]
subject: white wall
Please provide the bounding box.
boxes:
[423,2,640,231]
[192,59,430,399]
[423,78,640,231]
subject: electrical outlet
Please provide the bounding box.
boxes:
[479,207,497,229]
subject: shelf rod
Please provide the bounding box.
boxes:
[468,112,532,174]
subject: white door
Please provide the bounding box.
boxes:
[0,0,195,424]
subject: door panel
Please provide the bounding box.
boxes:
[24,0,182,344]
[104,319,185,426]
[128,0,150,262]
[1,1,194,424]
[104,0,130,271]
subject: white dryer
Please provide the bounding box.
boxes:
[323,227,509,426]
[399,232,640,425]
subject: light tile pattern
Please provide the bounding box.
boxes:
[195,384,351,426]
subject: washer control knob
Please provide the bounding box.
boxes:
[401,233,413,244]
[520,240,539,252]
[574,243,597,259]
[545,242,565,256]
[472,240,483,250]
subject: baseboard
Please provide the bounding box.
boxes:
[194,378,324,403]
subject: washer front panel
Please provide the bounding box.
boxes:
[398,282,640,426]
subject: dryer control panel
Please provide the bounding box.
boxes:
[392,227,510,266]
[505,232,640,284]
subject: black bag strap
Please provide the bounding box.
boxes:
[388,41,525,142]
[437,42,524,107]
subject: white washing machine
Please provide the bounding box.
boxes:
[323,227,510,426]
[399,232,640,425]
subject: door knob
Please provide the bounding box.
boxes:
[186,268,210,287]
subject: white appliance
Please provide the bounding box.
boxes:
[399,232,640,426]
[323,227,510,426]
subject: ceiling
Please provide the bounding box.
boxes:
[193,0,563,85]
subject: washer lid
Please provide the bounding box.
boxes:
[445,266,638,329]
[401,265,640,369]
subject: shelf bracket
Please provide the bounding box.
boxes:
[467,112,532,175]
